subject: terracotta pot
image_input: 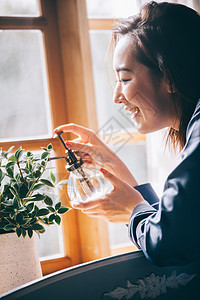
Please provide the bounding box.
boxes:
[0,231,42,295]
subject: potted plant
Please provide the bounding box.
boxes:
[0,144,69,295]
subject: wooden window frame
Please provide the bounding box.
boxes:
[0,0,111,275]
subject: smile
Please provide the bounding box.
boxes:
[124,106,140,118]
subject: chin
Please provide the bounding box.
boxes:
[134,125,154,135]
[137,128,148,134]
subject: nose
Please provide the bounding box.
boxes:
[113,83,124,104]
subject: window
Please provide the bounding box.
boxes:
[0,0,111,275]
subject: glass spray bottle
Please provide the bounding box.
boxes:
[52,132,112,205]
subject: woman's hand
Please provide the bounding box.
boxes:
[72,168,146,223]
[54,123,138,187]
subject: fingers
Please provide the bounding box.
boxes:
[54,123,99,145]
[65,141,91,153]
[54,123,90,135]
[71,198,103,210]
[65,141,104,165]
[72,199,106,219]
[100,168,124,189]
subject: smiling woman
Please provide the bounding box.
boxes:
[55,0,200,267]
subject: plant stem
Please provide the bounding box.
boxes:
[17,160,27,186]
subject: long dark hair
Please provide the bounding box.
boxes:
[112,1,200,149]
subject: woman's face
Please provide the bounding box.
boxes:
[113,35,178,133]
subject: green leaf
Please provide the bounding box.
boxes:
[8,155,17,162]
[58,207,70,214]
[21,229,26,238]
[55,215,61,225]
[4,217,16,225]
[50,171,56,183]
[22,196,36,202]
[21,218,32,225]
[12,197,19,209]
[47,206,55,212]
[31,223,44,231]
[2,201,13,207]
[26,202,34,212]
[16,227,22,237]
[55,202,61,211]
[7,146,15,154]
[49,214,55,222]
[15,147,24,160]
[28,163,33,171]
[6,167,14,178]
[27,151,32,157]
[18,206,26,212]
[11,178,17,183]
[41,147,47,151]
[9,211,16,218]
[32,194,46,201]
[3,207,14,214]
[9,188,17,198]
[0,222,7,229]
[4,224,15,231]
[33,170,41,178]
[16,213,24,224]
[41,151,49,159]
[40,179,54,187]
[28,228,33,238]
[36,208,49,216]
[0,169,3,181]
[32,183,44,191]
[47,143,53,150]
[44,196,53,206]
[6,161,15,168]
[28,180,34,189]
[34,205,39,214]
[42,217,49,224]
[57,179,68,186]
[38,228,45,234]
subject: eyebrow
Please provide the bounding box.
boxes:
[115,67,132,72]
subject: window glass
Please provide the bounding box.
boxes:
[89,31,138,131]
[0,30,52,141]
[86,0,139,18]
[86,0,194,18]
[0,0,39,16]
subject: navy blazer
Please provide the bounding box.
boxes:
[129,99,200,266]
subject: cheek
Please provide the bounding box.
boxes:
[125,85,158,117]
[123,83,138,100]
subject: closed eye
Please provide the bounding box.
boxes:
[116,79,130,83]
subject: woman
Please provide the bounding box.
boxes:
[54,1,200,266]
